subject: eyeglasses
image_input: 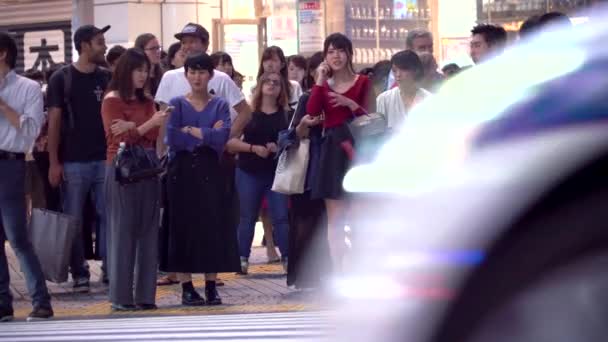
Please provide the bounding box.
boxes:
[145,46,162,52]
[262,79,281,86]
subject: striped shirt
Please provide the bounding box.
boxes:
[0,70,45,153]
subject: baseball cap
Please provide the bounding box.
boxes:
[74,24,110,49]
[174,23,210,42]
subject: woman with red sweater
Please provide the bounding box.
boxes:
[306,33,375,272]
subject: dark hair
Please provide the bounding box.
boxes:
[442,63,461,75]
[323,33,356,74]
[257,46,292,100]
[287,55,307,70]
[252,71,289,113]
[134,33,154,50]
[359,67,374,77]
[519,15,542,38]
[471,24,508,48]
[184,52,215,76]
[539,12,572,28]
[371,60,392,89]
[391,50,424,80]
[0,32,18,69]
[23,69,44,82]
[108,48,151,103]
[106,45,126,66]
[45,62,66,84]
[166,42,182,69]
[288,55,307,89]
[210,51,233,68]
[303,52,324,91]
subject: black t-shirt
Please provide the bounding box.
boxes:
[238,110,288,175]
[47,65,110,162]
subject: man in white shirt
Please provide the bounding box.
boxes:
[155,23,251,145]
[0,31,53,321]
[377,50,431,130]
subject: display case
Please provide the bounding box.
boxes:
[345,0,432,68]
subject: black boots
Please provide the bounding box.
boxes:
[205,281,222,305]
[181,281,222,306]
[181,281,205,306]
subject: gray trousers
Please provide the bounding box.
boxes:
[105,166,160,305]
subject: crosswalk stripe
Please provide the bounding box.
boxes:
[0,311,334,342]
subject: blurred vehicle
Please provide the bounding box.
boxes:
[335,6,608,342]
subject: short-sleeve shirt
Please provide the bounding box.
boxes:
[155,68,245,120]
[46,65,110,162]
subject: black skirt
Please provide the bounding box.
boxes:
[311,124,354,200]
[159,147,240,274]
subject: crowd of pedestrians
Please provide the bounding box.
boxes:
[0,10,571,321]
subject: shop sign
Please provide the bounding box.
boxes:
[298,0,325,55]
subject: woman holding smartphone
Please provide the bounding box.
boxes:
[306,33,375,273]
[160,53,239,306]
[101,48,167,311]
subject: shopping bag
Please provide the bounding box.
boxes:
[29,208,78,283]
[272,139,310,195]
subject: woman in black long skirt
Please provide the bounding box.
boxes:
[159,53,240,306]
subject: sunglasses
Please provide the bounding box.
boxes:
[262,79,281,86]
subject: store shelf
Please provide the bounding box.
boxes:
[345,0,432,67]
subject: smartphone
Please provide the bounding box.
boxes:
[164,105,175,114]
[324,60,333,78]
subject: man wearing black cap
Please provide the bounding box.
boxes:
[156,22,252,148]
[46,25,112,292]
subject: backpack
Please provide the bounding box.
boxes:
[61,65,110,130]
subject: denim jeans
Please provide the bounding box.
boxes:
[62,161,107,280]
[0,159,51,309]
[236,168,289,259]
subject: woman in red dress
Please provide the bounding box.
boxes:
[306,33,375,273]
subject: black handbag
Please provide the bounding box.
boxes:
[114,143,163,184]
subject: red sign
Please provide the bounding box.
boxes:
[299,1,321,10]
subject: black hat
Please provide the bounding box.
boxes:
[175,23,209,42]
[74,24,110,48]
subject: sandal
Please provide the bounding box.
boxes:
[157,275,179,286]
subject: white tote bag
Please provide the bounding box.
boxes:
[272,138,310,194]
